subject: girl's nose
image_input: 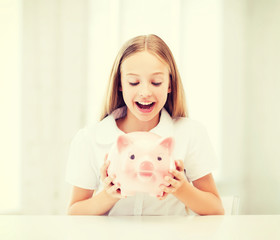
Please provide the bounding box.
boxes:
[139,83,152,97]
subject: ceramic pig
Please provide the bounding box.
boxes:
[107,132,175,197]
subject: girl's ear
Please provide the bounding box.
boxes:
[168,82,171,93]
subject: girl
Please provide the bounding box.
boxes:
[66,34,224,216]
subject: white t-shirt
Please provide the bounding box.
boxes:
[65,107,217,216]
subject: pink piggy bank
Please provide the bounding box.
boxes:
[107,131,175,197]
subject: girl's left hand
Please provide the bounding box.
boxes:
[158,160,187,200]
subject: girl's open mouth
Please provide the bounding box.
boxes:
[136,102,155,113]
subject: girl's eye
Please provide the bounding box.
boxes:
[152,82,162,86]
[129,82,139,86]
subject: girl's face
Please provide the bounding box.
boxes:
[120,51,171,127]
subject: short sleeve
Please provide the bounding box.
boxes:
[65,128,100,190]
[184,121,217,182]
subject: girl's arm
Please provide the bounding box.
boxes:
[67,185,120,215]
[174,173,224,215]
[160,160,224,215]
[68,157,124,215]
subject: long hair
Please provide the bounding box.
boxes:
[100,34,188,120]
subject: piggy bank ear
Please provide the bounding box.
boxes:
[159,137,174,155]
[117,135,132,153]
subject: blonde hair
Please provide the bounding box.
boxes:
[100,34,188,120]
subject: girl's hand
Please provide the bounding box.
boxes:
[158,160,187,199]
[100,154,125,200]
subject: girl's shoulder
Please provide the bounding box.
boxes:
[160,109,208,139]
[171,117,212,145]
[70,122,97,147]
[73,108,124,146]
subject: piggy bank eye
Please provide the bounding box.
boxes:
[157,156,162,161]
[130,154,135,160]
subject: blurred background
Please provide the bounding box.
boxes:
[1,0,279,215]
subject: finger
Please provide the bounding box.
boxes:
[160,185,176,194]
[104,153,108,162]
[158,191,169,200]
[103,176,114,188]
[107,184,127,199]
[103,178,110,188]
[101,154,109,175]
[100,165,108,181]
[164,176,180,189]
[169,169,185,181]
[107,183,119,194]
[100,160,111,181]
[175,160,184,171]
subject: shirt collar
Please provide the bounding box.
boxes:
[95,106,174,145]
[150,108,174,138]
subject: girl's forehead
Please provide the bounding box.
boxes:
[120,51,170,74]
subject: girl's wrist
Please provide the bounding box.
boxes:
[101,189,121,204]
[172,179,189,198]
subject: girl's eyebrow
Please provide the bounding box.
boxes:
[126,73,139,76]
[151,72,164,76]
[125,72,164,76]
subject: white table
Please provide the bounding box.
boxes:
[0,215,280,240]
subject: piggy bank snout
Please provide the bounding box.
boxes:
[139,161,154,171]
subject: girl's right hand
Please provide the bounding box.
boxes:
[100,154,126,200]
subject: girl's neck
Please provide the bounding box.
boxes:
[116,112,160,133]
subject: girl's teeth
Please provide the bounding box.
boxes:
[136,102,155,110]
[138,102,153,105]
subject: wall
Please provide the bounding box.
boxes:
[218,0,280,214]
[244,0,280,214]
[217,0,247,213]
[21,0,89,214]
